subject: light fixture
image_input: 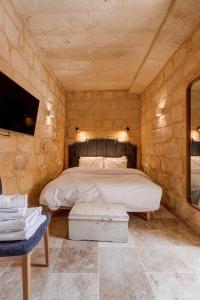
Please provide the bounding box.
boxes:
[125,127,130,132]
[48,109,54,118]
[197,127,200,132]
[155,107,162,117]
[75,127,80,133]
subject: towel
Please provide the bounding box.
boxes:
[0,214,46,241]
[0,208,26,221]
[0,208,20,213]
[0,207,42,232]
[0,195,27,209]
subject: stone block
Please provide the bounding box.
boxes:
[11,49,29,79]
[4,13,20,47]
[0,30,10,62]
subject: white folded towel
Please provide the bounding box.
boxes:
[0,208,26,221]
[0,208,20,213]
[0,207,42,232]
[0,214,46,241]
[0,195,27,209]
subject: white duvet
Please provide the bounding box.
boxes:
[39,167,162,212]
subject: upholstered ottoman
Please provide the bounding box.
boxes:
[68,203,129,243]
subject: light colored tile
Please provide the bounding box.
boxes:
[147,272,200,300]
[0,248,59,300]
[53,240,98,273]
[41,273,98,300]
[0,262,10,276]
[35,235,64,249]
[99,247,154,300]
[137,248,191,273]
[177,245,200,273]
[132,226,200,250]
[98,230,136,248]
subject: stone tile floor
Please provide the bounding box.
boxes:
[0,206,200,300]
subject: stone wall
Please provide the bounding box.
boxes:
[66,90,141,167]
[141,24,200,232]
[0,0,66,205]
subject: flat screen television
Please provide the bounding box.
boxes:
[0,71,39,136]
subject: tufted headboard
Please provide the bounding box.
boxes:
[68,138,137,168]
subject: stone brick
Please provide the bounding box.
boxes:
[0,30,10,61]
[172,103,184,123]
[161,158,173,175]
[4,12,20,47]
[11,49,29,79]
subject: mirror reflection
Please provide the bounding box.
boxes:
[191,80,200,207]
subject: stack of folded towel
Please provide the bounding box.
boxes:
[0,195,46,241]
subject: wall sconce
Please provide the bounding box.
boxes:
[197,127,200,132]
[48,109,54,118]
[75,127,80,133]
[125,127,130,132]
[155,107,162,117]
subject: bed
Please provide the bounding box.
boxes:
[39,139,162,220]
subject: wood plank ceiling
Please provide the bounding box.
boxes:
[11,0,200,92]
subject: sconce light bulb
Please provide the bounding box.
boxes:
[75,127,80,133]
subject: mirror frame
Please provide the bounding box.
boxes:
[186,75,200,211]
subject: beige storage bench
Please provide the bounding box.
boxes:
[68,203,129,243]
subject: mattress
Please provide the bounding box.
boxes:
[39,167,162,212]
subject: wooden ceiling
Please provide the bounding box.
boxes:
[11,0,200,92]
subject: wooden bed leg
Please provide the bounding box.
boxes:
[146,211,151,221]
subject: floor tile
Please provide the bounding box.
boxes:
[147,272,200,300]
[176,245,200,273]
[98,230,136,248]
[53,240,98,273]
[131,226,200,250]
[99,247,155,300]
[0,248,59,300]
[0,261,10,276]
[137,247,191,273]
[41,273,98,300]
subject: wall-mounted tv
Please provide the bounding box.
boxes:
[0,71,39,136]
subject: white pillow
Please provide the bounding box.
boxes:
[104,156,128,169]
[79,157,104,168]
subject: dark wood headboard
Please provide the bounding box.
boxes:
[68,138,137,168]
[191,139,200,156]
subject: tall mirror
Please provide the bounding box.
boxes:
[187,76,200,210]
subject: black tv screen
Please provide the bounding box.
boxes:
[0,71,39,136]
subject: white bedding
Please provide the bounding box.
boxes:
[39,167,162,212]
